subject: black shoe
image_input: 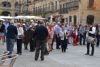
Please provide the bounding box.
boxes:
[44,52,49,55]
[30,50,34,52]
[35,59,38,61]
[85,53,89,55]
[89,54,93,56]
[80,44,82,45]
[8,56,12,58]
[52,48,54,50]
[68,43,70,44]
[57,47,60,49]
[25,48,28,50]
[41,58,44,61]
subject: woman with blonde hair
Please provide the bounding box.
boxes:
[16,23,24,55]
[47,23,54,52]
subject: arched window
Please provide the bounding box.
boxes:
[15,2,19,8]
[69,16,72,22]
[2,1,11,7]
[73,15,77,25]
[15,13,18,16]
[1,11,11,16]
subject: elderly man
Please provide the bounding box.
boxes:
[3,20,9,42]
[54,22,62,49]
[6,21,18,58]
[28,23,35,52]
[33,21,48,61]
[85,23,96,56]
[65,22,70,48]
[79,25,86,45]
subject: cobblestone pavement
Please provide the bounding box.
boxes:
[0,42,100,67]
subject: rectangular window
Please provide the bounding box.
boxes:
[43,5,44,12]
[49,3,50,11]
[88,0,94,7]
[55,1,57,10]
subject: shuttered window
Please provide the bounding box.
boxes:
[89,0,94,7]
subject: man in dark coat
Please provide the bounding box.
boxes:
[6,21,18,57]
[33,21,48,61]
[28,23,35,52]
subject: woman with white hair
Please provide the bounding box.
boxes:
[16,23,24,55]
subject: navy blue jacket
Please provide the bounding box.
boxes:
[33,25,48,40]
[6,25,18,39]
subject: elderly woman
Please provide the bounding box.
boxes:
[47,23,54,52]
[59,25,68,52]
[23,22,30,50]
[0,20,5,45]
[16,23,24,55]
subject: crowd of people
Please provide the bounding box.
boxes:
[0,19,100,61]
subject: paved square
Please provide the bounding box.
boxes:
[0,42,100,67]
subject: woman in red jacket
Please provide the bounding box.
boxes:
[47,23,54,52]
[73,25,78,46]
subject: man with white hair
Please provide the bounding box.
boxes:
[6,21,18,58]
[54,22,62,49]
[28,23,35,52]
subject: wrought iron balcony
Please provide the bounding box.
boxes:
[59,8,68,14]
[33,6,58,15]
[66,1,79,9]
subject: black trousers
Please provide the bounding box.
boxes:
[17,39,23,53]
[35,40,46,60]
[51,35,55,49]
[56,35,60,49]
[96,36,100,47]
[80,34,83,45]
[61,39,67,52]
[29,39,35,51]
[87,42,94,55]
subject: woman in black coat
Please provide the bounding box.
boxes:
[0,21,5,45]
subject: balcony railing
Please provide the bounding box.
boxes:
[22,10,32,15]
[34,6,58,15]
[59,8,68,14]
[0,6,12,10]
[66,1,79,9]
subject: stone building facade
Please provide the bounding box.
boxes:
[0,0,19,16]
[32,0,100,24]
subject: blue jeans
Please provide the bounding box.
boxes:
[6,38,15,55]
[4,31,7,42]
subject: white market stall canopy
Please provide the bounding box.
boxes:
[0,16,13,19]
[14,16,46,20]
[0,16,47,20]
[0,18,5,21]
